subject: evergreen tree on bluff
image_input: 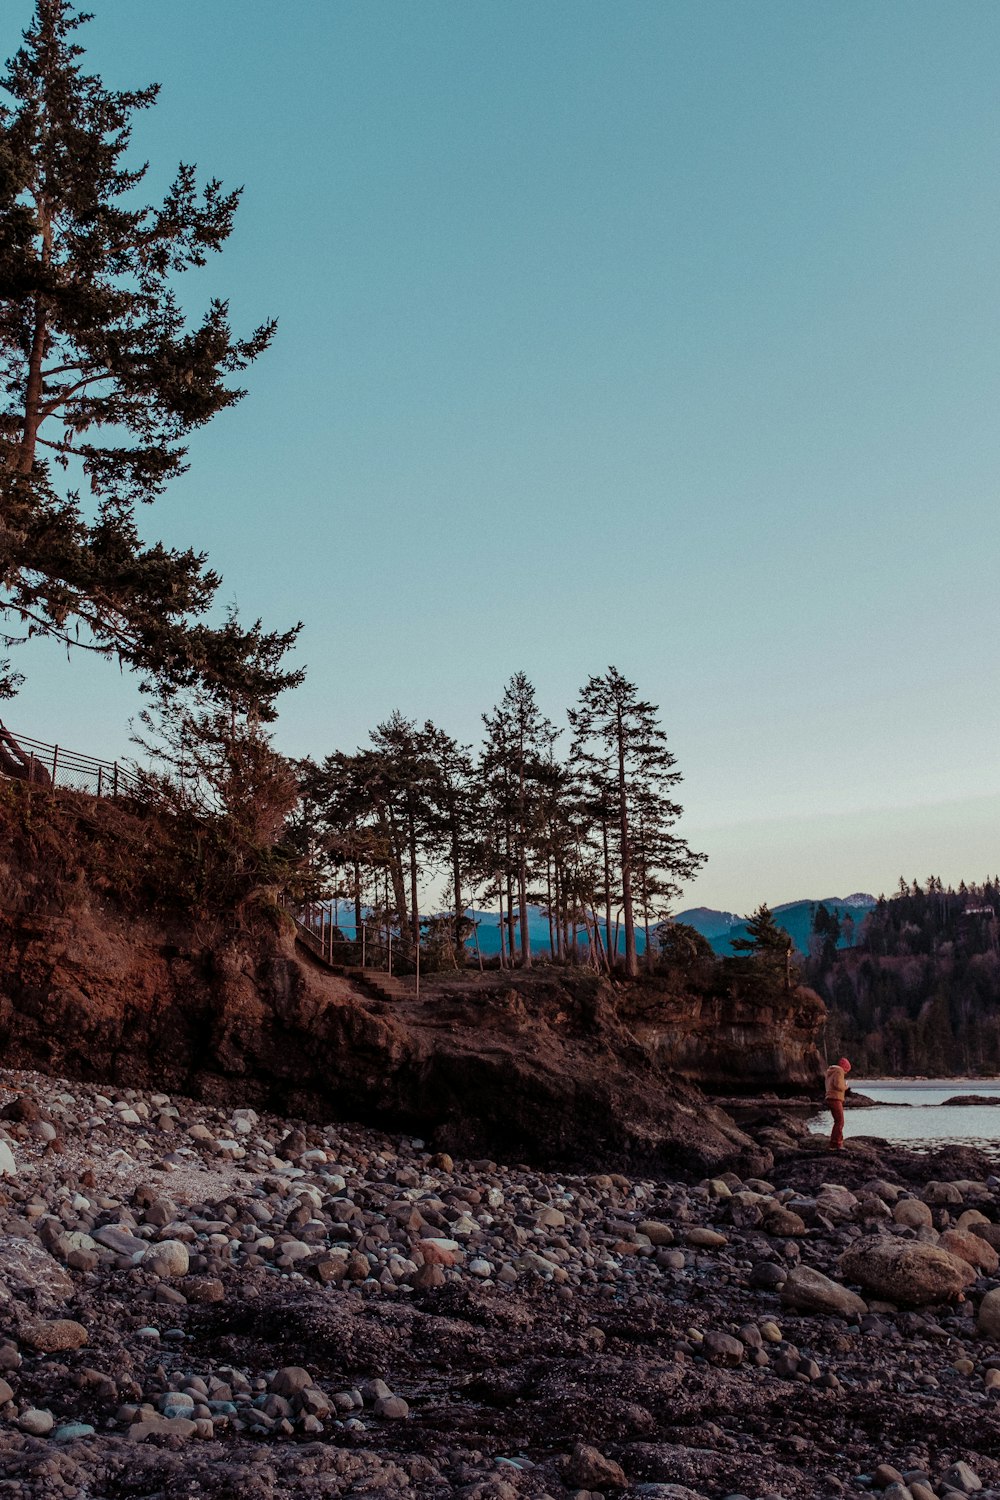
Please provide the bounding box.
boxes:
[568,666,704,978]
[0,0,299,711]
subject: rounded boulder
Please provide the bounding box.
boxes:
[839,1235,976,1306]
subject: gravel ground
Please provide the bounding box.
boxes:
[1,1067,1000,1500]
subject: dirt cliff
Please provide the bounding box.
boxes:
[627,984,827,1094]
[0,781,821,1175]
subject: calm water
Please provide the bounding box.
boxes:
[808,1078,1000,1152]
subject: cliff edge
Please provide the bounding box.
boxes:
[0,782,822,1174]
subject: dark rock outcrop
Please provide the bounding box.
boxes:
[628,984,826,1094]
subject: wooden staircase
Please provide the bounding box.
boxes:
[290,916,410,1005]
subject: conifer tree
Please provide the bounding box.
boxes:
[481,672,556,967]
[569,666,703,978]
[0,1,298,711]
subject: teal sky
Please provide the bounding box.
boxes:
[6,1,1000,911]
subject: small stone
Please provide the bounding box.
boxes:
[941,1462,982,1493]
[412,1261,446,1289]
[685,1227,727,1248]
[703,1331,744,1366]
[941,1464,983,1488]
[893,1199,933,1229]
[750,1261,786,1290]
[143,1239,189,1278]
[271,1366,314,1398]
[781,1265,867,1319]
[977,1287,1000,1338]
[374,1394,409,1419]
[564,1441,628,1490]
[52,1422,95,1441]
[18,1408,54,1435]
[638,1220,674,1245]
[874,1466,906,1488]
[21,1318,88,1353]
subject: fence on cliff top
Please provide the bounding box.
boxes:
[0,725,140,800]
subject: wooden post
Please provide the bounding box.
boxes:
[472,920,483,973]
[97,764,103,796]
[415,938,420,1001]
[361,922,366,970]
[51,744,59,784]
[388,931,392,977]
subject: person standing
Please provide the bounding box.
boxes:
[825,1056,851,1149]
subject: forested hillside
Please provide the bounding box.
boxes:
[803,878,1000,1074]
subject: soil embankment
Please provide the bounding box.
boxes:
[0,783,824,1177]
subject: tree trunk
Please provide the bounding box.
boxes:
[378,800,408,940]
[601,816,613,969]
[407,803,420,957]
[17,205,52,476]
[617,709,638,977]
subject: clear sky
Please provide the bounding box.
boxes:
[5,0,1000,913]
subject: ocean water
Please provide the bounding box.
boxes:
[808,1078,1000,1152]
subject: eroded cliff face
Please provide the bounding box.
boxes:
[0,904,769,1176]
[628,986,827,1095]
[0,783,819,1174]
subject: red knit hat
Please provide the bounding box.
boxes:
[838,1057,851,1072]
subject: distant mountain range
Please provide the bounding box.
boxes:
[674,895,878,956]
[322,894,877,960]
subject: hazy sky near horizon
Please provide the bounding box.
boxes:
[5,0,1000,912]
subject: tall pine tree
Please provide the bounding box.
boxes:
[569,666,703,977]
[0,0,298,712]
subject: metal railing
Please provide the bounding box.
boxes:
[0,726,140,799]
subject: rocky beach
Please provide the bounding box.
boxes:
[1,1070,1000,1499]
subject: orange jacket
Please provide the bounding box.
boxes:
[825,1064,848,1102]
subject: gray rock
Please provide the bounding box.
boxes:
[0,1237,74,1311]
[781,1265,867,1319]
[18,1408,54,1435]
[703,1330,744,1366]
[941,1462,982,1494]
[143,1239,189,1278]
[840,1237,976,1306]
[271,1366,314,1398]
